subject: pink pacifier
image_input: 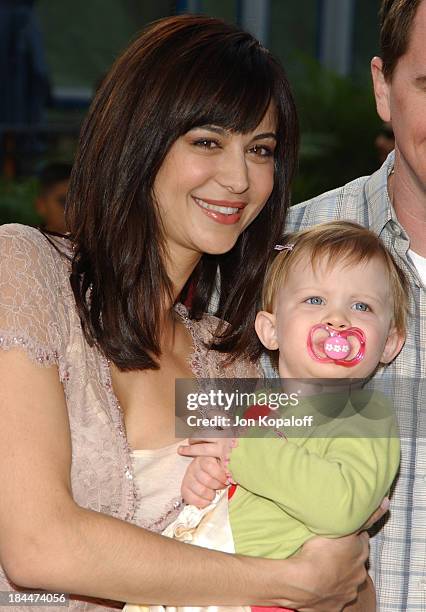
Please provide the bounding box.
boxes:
[307,324,366,367]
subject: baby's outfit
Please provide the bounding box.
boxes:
[125,389,400,612]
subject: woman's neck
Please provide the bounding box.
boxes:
[165,243,202,307]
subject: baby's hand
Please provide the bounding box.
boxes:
[179,438,237,507]
[180,455,228,507]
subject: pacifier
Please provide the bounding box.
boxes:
[307,324,366,367]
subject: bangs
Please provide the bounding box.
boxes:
[183,74,273,135]
[309,239,383,273]
[166,35,276,135]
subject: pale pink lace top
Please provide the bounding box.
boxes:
[0,224,260,611]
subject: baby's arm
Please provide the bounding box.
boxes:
[180,392,400,536]
[230,433,398,536]
[230,393,399,536]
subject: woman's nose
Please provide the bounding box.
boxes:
[216,149,249,194]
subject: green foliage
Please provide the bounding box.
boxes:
[1,60,383,224]
[291,56,382,203]
[0,179,41,226]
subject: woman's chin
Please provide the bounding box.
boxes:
[197,237,239,256]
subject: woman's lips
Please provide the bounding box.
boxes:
[193,196,246,225]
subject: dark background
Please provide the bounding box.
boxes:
[0,0,384,225]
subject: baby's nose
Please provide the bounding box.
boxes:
[322,310,350,330]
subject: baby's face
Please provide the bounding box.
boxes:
[259,255,404,379]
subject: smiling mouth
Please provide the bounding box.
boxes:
[193,197,244,216]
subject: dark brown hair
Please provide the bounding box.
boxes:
[66,15,298,370]
[380,0,421,80]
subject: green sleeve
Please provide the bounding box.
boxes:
[228,392,400,536]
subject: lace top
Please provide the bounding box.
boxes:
[0,224,260,611]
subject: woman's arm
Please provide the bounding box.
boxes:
[0,348,368,610]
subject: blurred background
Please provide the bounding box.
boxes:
[0,0,393,227]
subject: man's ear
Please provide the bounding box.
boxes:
[371,56,391,123]
[255,311,279,350]
[380,326,405,364]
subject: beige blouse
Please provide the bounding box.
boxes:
[0,224,260,611]
[130,442,191,532]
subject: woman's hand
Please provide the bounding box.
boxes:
[285,498,388,611]
[343,575,376,610]
[178,437,236,463]
[283,532,370,612]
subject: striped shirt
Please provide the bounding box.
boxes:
[272,151,425,611]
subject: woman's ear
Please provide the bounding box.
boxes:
[255,311,279,350]
[380,326,405,364]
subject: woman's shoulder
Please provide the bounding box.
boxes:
[0,224,74,364]
[0,223,73,254]
[0,222,49,246]
[0,223,73,281]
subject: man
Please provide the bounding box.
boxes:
[35,162,71,234]
[283,1,426,609]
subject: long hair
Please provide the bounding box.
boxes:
[66,15,299,370]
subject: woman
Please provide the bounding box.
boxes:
[0,15,372,611]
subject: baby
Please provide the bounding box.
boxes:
[125,221,409,612]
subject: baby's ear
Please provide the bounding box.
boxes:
[255,311,279,350]
[380,326,405,364]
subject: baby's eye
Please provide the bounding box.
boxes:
[305,297,324,305]
[192,138,220,149]
[352,302,370,312]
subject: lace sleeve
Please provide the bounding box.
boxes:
[0,224,67,367]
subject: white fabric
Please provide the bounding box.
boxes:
[408,249,426,285]
[131,441,191,530]
[124,491,251,612]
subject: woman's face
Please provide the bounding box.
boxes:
[153,105,277,261]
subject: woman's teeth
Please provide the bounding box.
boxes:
[194,198,240,215]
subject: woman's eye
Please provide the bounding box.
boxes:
[352,302,370,312]
[192,138,220,149]
[249,144,274,157]
[305,297,324,305]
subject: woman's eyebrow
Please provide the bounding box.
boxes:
[194,125,226,134]
[414,74,426,88]
[192,125,277,140]
[252,132,277,141]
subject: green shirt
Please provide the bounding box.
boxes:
[228,389,400,558]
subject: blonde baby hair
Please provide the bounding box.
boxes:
[263,221,409,335]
